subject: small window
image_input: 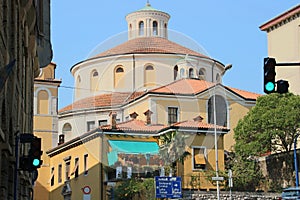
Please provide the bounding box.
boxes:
[92,70,98,77]
[168,107,178,125]
[84,154,88,176]
[65,160,71,181]
[153,21,158,35]
[50,167,55,186]
[173,65,178,80]
[71,158,79,178]
[193,147,206,170]
[189,68,194,78]
[198,69,205,80]
[87,121,95,132]
[116,67,124,73]
[139,21,144,36]
[98,120,108,126]
[58,164,62,183]
[145,65,154,70]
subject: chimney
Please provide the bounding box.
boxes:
[144,109,153,125]
[193,115,203,122]
[58,134,65,145]
[109,111,117,129]
[129,112,138,119]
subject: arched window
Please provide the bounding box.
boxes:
[144,65,155,87]
[216,73,221,83]
[76,75,81,98]
[62,123,72,141]
[207,95,227,127]
[139,21,144,36]
[180,68,185,78]
[114,66,125,88]
[198,69,205,80]
[91,70,99,91]
[189,68,194,78]
[153,21,158,36]
[62,123,72,132]
[173,65,178,80]
[37,90,49,114]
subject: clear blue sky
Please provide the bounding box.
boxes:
[51,1,299,109]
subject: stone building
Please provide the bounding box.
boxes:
[0,0,52,199]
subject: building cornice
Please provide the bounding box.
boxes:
[260,4,300,32]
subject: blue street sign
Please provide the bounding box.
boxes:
[155,176,182,199]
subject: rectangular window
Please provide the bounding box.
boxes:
[168,107,178,124]
[98,120,108,126]
[50,167,54,186]
[58,164,62,183]
[70,158,79,178]
[65,160,71,181]
[192,147,206,170]
[84,154,88,176]
[87,121,95,131]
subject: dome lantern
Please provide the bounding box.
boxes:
[125,3,170,40]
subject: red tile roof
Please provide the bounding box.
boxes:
[58,92,145,113]
[171,120,229,131]
[59,79,260,113]
[100,119,165,134]
[225,86,261,100]
[93,37,209,58]
[150,78,215,94]
[260,4,300,31]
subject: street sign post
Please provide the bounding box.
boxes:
[155,176,182,199]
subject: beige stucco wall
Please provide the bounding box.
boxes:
[48,137,102,200]
[71,54,224,101]
[266,17,300,95]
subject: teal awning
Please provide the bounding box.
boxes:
[107,140,159,166]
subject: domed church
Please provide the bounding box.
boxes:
[38,3,260,198]
[58,2,257,144]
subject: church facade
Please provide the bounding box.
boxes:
[35,3,260,199]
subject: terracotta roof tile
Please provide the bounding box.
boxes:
[171,120,229,131]
[100,119,165,134]
[93,37,209,58]
[59,79,260,113]
[150,78,215,94]
[225,86,261,100]
[58,92,145,113]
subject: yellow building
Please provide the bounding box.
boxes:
[34,63,61,200]
[260,4,300,95]
[35,3,260,199]
[0,0,52,199]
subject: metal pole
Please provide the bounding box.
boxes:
[294,134,299,187]
[213,86,220,200]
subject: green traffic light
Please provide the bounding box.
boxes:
[265,82,275,92]
[32,158,41,166]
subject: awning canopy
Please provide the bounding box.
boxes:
[107,140,159,166]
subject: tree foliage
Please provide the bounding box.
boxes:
[233,93,300,190]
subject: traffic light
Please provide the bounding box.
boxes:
[277,80,289,94]
[19,136,43,172]
[264,57,276,94]
[29,137,43,169]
